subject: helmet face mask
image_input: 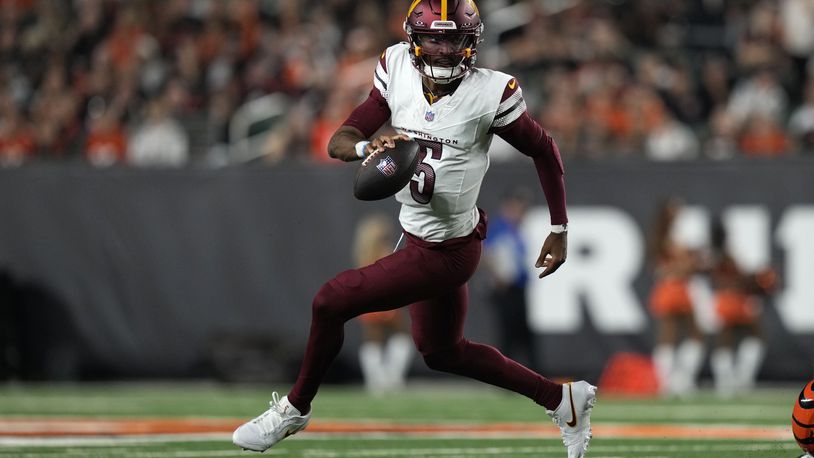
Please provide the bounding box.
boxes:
[414,34,471,53]
[404,0,483,84]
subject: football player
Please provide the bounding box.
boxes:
[647,198,705,397]
[708,216,776,398]
[353,213,413,395]
[233,1,597,457]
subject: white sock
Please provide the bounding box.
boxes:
[383,334,413,389]
[711,347,736,398]
[653,344,675,395]
[359,342,386,395]
[675,339,704,395]
[736,337,765,392]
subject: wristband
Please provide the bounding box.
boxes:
[551,223,568,234]
[355,141,371,159]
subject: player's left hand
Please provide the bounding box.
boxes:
[535,232,567,278]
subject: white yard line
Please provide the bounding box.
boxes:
[0,434,231,447]
[0,433,799,447]
[300,442,799,457]
[594,404,790,419]
[2,452,272,458]
[0,438,800,458]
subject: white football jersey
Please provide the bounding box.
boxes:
[374,42,526,242]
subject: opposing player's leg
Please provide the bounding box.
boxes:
[410,285,597,458]
[652,343,676,395]
[383,333,413,389]
[359,340,387,394]
[735,335,765,392]
[233,228,482,452]
[674,338,704,396]
[711,345,736,398]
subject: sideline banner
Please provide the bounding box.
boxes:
[0,160,811,380]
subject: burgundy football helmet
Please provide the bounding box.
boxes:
[404,0,484,84]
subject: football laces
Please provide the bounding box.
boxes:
[361,148,382,167]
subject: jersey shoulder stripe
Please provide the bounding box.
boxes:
[375,67,388,91]
[373,43,410,99]
[491,74,526,128]
[374,58,388,94]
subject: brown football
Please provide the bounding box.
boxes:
[353,140,419,201]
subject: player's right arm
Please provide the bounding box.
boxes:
[327,86,395,161]
[328,123,408,162]
[328,125,370,162]
[328,51,405,161]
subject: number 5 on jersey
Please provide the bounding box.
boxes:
[410,139,442,204]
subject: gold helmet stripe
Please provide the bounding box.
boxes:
[406,0,422,18]
[468,0,479,16]
[441,0,448,20]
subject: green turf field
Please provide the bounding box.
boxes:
[0,382,804,457]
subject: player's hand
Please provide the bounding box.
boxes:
[368,134,411,155]
[535,232,567,278]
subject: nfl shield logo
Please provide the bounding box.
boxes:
[425,110,435,122]
[376,156,397,177]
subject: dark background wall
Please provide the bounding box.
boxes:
[0,159,812,382]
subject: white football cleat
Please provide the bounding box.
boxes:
[547,381,597,458]
[232,392,310,452]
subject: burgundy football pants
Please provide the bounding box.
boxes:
[287,211,563,413]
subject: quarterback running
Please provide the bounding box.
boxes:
[232,1,597,457]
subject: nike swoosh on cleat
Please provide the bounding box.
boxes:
[566,383,577,427]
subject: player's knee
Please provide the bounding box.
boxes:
[311,283,348,321]
[422,343,465,373]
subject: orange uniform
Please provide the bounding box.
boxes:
[714,290,760,326]
[359,309,401,324]
[711,254,770,326]
[649,277,693,317]
[649,242,697,317]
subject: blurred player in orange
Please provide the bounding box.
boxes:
[708,217,777,398]
[352,214,413,395]
[647,198,705,396]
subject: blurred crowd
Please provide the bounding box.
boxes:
[1,0,813,168]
